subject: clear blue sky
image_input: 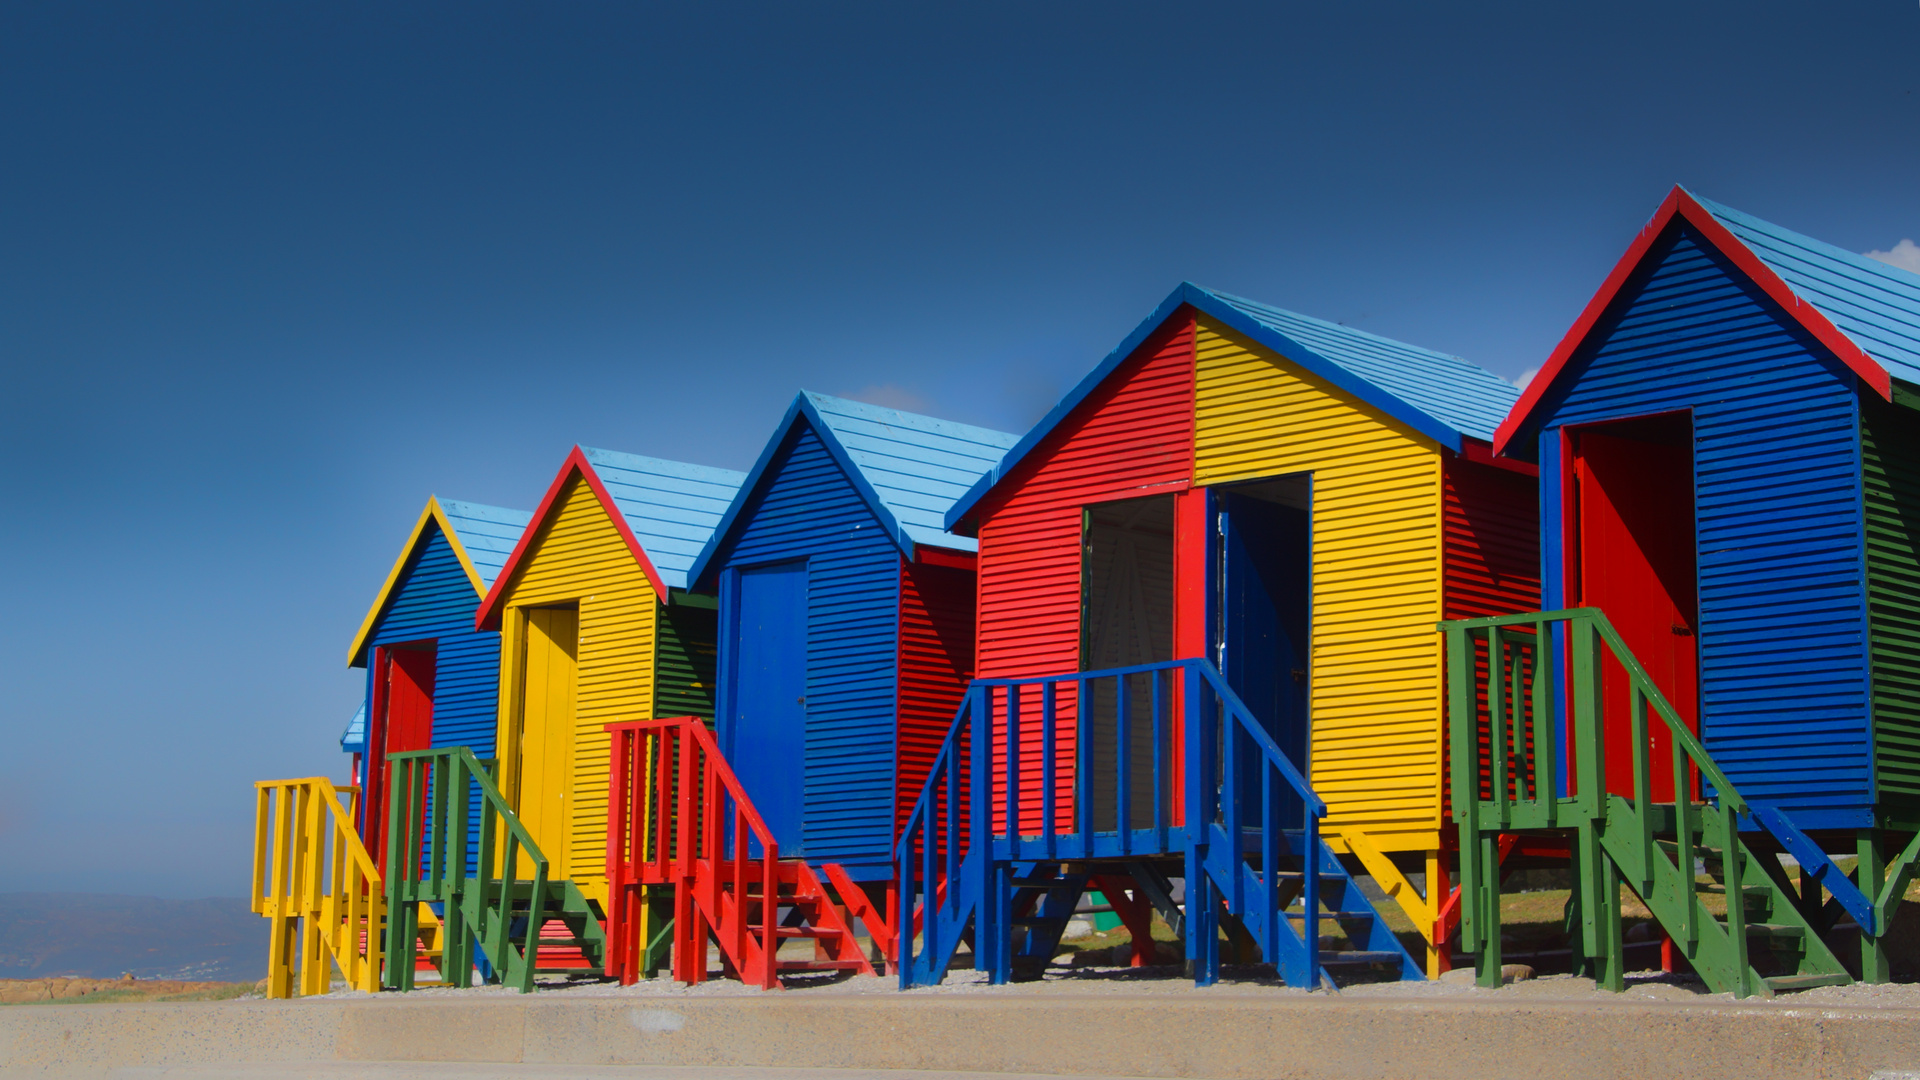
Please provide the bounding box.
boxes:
[3,2,1916,898]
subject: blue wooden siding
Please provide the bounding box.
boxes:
[713,421,902,878]
[1535,224,1873,828]
[359,524,502,762]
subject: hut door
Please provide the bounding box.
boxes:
[517,605,578,879]
[1214,480,1311,826]
[367,644,436,864]
[1082,495,1175,832]
[728,562,807,853]
[1571,416,1699,802]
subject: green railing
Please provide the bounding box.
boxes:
[385,746,551,992]
[1442,608,1760,995]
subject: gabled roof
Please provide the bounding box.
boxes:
[346,496,533,667]
[945,282,1519,529]
[475,447,744,629]
[687,392,1019,587]
[341,703,367,754]
[1494,186,1917,456]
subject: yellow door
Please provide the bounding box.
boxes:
[517,605,578,880]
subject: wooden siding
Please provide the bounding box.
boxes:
[1193,316,1444,850]
[712,422,901,877]
[654,601,719,722]
[362,524,501,764]
[1536,224,1872,827]
[492,474,658,905]
[897,558,977,839]
[972,313,1194,831]
[1862,393,1920,811]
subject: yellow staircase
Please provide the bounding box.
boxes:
[251,778,385,997]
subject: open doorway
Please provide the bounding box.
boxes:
[367,643,435,865]
[1570,413,1698,801]
[1213,476,1311,826]
[1082,495,1175,831]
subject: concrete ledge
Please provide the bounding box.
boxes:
[7,991,1920,1079]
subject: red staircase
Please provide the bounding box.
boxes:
[604,716,878,988]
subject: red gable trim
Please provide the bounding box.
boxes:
[474,446,670,630]
[1493,187,1892,457]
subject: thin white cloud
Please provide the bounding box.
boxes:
[1865,239,1920,274]
[842,383,932,414]
[1511,366,1539,391]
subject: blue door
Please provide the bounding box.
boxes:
[1217,487,1310,826]
[728,561,808,853]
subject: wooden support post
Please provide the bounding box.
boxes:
[1474,830,1502,988]
[1860,827,1889,984]
[1426,849,1448,978]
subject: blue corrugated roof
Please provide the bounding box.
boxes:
[438,500,532,590]
[580,448,746,591]
[1693,193,1920,385]
[687,393,1018,587]
[341,703,366,754]
[946,282,1519,529]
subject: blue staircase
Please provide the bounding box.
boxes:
[896,658,1422,989]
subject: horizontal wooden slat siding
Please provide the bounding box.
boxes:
[973,314,1194,830]
[1537,225,1871,825]
[718,423,900,873]
[1861,394,1920,811]
[653,602,719,721]
[366,526,501,760]
[898,559,977,838]
[492,474,656,906]
[1193,317,1443,851]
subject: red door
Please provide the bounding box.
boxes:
[367,645,435,863]
[1572,419,1698,802]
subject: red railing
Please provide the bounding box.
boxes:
[605,716,781,988]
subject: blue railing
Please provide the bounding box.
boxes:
[895,657,1326,988]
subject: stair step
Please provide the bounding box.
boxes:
[775,958,869,972]
[1745,923,1805,938]
[772,926,853,939]
[1010,878,1079,889]
[1763,973,1851,992]
[1321,951,1404,966]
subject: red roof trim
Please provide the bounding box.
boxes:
[475,446,669,629]
[1493,187,1891,457]
[914,546,977,571]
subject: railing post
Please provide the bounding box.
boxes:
[1722,799,1749,998]
[1005,682,1021,843]
[1570,614,1605,815]
[1182,660,1215,985]
[1303,808,1321,991]
[1532,620,1557,821]
[1042,681,1057,859]
[1117,673,1132,848]
[967,682,1003,983]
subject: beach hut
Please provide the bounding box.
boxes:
[917,282,1530,982]
[473,447,744,910]
[1476,187,1920,987]
[684,392,1019,882]
[346,497,531,862]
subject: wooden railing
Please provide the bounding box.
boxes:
[251,778,384,997]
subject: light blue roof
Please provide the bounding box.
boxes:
[1694,193,1920,385]
[439,500,532,590]
[946,282,1519,529]
[341,703,366,754]
[687,392,1019,586]
[580,448,746,591]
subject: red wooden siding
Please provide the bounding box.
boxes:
[1441,455,1541,818]
[897,558,978,838]
[973,311,1196,831]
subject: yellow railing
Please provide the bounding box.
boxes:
[252,778,384,997]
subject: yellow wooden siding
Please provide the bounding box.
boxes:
[1193,317,1444,850]
[492,474,657,905]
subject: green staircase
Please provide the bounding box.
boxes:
[384,747,607,992]
[1444,608,1852,998]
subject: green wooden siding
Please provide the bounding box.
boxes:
[1862,392,1920,808]
[654,601,720,721]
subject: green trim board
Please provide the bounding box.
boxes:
[1862,391,1920,809]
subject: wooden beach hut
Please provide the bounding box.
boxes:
[346,497,531,862]
[925,281,1531,979]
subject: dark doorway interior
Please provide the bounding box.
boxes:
[1082,495,1175,832]
[1215,477,1311,827]
[1571,412,1698,802]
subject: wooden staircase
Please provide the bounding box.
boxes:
[1442,608,1899,997]
[605,717,880,988]
[897,659,1423,989]
[383,747,607,992]
[252,777,385,998]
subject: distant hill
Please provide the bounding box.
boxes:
[0,893,267,983]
